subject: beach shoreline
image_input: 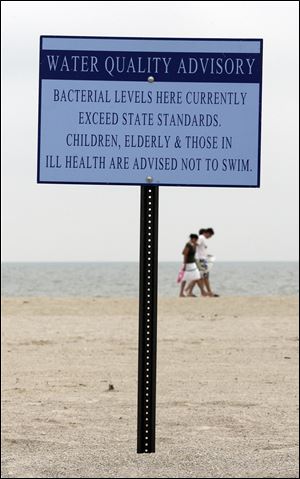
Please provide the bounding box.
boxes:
[1,296,299,478]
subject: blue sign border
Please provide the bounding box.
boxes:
[37,36,263,188]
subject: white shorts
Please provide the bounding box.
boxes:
[183,263,201,282]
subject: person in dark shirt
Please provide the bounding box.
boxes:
[179,234,201,297]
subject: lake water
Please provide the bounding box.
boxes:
[1,262,298,297]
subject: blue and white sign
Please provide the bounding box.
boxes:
[37,36,263,187]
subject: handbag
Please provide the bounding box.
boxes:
[177,268,185,283]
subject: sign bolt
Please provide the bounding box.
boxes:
[146,176,153,183]
[147,76,155,83]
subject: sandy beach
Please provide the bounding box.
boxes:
[1,296,299,478]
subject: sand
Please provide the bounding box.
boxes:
[1,296,299,478]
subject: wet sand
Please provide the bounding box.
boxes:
[1,296,299,478]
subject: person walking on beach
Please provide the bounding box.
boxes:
[179,234,201,297]
[186,228,219,297]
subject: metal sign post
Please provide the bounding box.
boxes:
[137,185,159,453]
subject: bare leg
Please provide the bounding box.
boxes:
[204,277,213,295]
[184,280,193,295]
[185,280,195,296]
[187,278,208,296]
[179,280,186,297]
[186,280,198,296]
[186,278,207,296]
[197,278,209,296]
[204,277,219,296]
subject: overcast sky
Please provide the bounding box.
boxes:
[1,1,299,262]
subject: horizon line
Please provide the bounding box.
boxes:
[1,260,299,264]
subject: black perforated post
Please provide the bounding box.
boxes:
[137,185,159,453]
